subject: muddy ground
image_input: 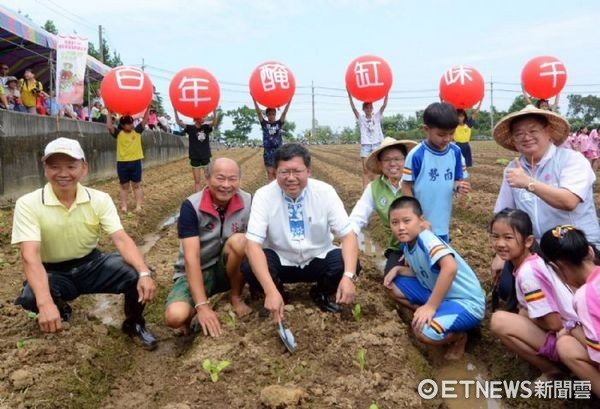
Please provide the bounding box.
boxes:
[0,142,598,409]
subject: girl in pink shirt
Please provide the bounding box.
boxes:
[490,209,576,382]
[541,225,600,397]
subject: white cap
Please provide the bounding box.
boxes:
[42,137,86,162]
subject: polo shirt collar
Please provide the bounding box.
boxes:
[198,186,244,218]
[520,144,555,170]
[43,183,90,207]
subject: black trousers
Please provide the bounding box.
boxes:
[242,248,360,295]
[15,250,144,325]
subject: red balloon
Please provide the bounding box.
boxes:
[249,61,295,108]
[521,56,567,100]
[439,65,485,109]
[345,55,392,103]
[100,66,153,115]
[169,68,220,118]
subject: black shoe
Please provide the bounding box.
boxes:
[122,322,158,350]
[309,287,340,313]
[55,299,72,322]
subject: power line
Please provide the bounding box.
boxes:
[33,0,96,31]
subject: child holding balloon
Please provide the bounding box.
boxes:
[173,108,218,192]
[453,101,481,168]
[106,107,150,213]
[347,91,388,189]
[252,97,292,181]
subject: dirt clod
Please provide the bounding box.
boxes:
[260,384,307,408]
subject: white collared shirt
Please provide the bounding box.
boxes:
[246,178,353,267]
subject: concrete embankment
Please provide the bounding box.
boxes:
[0,110,188,201]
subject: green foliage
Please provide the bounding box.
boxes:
[495,158,510,166]
[88,39,123,68]
[16,339,27,349]
[27,311,38,320]
[224,106,256,141]
[369,404,380,409]
[352,303,362,322]
[356,348,367,372]
[339,126,359,144]
[223,311,236,330]
[202,359,230,383]
[567,94,600,125]
[43,20,58,35]
[282,120,296,141]
[507,95,529,113]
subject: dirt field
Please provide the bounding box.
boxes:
[0,142,598,409]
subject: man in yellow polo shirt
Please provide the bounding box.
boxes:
[12,137,158,349]
[106,108,149,213]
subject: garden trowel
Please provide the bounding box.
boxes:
[277,321,297,353]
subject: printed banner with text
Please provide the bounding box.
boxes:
[56,35,88,104]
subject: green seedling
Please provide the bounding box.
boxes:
[16,339,27,349]
[369,404,380,409]
[495,158,510,166]
[202,359,230,383]
[356,348,367,372]
[352,303,362,322]
[223,311,236,330]
[26,311,38,320]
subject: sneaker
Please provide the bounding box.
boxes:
[122,322,158,350]
[309,286,340,313]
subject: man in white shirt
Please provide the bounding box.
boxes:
[242,143,359,321]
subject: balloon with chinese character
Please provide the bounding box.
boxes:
[100,66,153,115]
[169,68,220,118]
[345,55,392,103]
[521,56,567,100]
[439,65,485,109]
[249,61,296,108]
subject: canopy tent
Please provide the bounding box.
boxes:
[0,5,110,88]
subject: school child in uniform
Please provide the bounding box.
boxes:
[540,225,600,397]
[489,209,578,381]
[383,196,484,360]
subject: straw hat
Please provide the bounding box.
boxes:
[492,104,570,152]
[366,137,418,174]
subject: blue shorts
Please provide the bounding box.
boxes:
[393,276,480,341]
[117,160,142,184]
[360,143,381,158]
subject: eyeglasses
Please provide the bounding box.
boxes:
[380,157,405,164]
[277,168,307,177]
[512,127,545,140]
[551,225,574,239]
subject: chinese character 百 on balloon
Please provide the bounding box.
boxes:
[249,61,295,108]
[521,56,567,100]
[100,66,153,115]
[439,65,485,109]
[169,68,220,118]
[345,55,392,103]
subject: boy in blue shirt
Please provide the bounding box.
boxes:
[383,196,484,360]
[401,102,470,242]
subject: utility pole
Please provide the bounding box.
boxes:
[141,58,145,71]
[490,77,495,131]
[311,80,316,144]
[98,25,104,63]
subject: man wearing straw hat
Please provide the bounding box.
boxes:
[491,105,600,310]
[350,137,417,273]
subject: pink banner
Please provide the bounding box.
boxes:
[56,35,88,105]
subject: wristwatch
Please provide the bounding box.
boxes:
[343,271,358,282]
[526,178,536,192]
[139,271,154,278]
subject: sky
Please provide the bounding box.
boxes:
[3,0,600,138]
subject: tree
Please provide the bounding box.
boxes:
[567,95,600,125]
[339,126,359,144]
[223,106,256,141]
[43,20,58,35]
[508,95,528,113]
[282,121,296,141]
[88,39,122,68]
